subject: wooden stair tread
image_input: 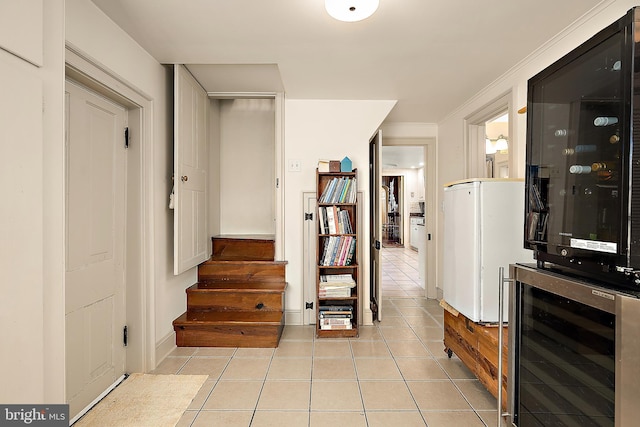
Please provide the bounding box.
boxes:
[190,282,287,292]
[213,234,275,241]
[202,260,288,265]
[173,311,283,325]
[175,236,287,348]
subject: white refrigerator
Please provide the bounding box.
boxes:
[443,179,533,323]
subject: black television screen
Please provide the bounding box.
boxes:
[525,7,640,289]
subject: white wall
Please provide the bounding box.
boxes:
[219,98,275,235]
[66,0,195,364]
[0,0,64,404]
[435,0,638,291]
[284,99,396,324]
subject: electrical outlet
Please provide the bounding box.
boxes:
[288,159,301,172]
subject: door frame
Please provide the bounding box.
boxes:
[382,137,438,299]
[464,92,512,179]
[205,91,285,261]
[369,130,382,322]
[65,45,154,374]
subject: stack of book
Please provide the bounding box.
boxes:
[318,305,353,330]
[319,236,356,266]
[319,274,356,298]
[319,177,357,204]
[318,206,353,234]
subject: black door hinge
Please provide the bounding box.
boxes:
[124,127,129,149]
[123,325,128,347]
[305,213,313,220]
[305,301,314,309]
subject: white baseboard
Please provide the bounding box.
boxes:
[284,309,304,325]
[154,330,176,369]
[362,310,373,326]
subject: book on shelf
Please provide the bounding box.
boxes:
[318,288,351,298]
[319,314,352,319]
[326,206,337,234]
[319,317,352,326]
[320,274,356,287]
[319,308,353,318]
[319,177,357,204]
[319,236,356,266]
[319,305,353,312]
[319,323,353,330]
[318,207,353,235]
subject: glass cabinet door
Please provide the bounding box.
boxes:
[526,30,624,256]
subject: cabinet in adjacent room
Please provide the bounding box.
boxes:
[316,168,359,337]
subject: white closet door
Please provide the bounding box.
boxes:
[174,64,210,275]
[65,80,127,418]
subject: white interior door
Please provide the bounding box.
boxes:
[65,80,127,419]
[174,64,210,275]
[369,130,383,321]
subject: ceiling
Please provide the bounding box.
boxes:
[91,0,604,123]
[382,146,424,170]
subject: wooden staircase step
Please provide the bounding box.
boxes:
[175,236,287,348]
[194,281,287,292]
[186,283,286,312]
[211,235,275,261]
[173,311,284,347]
[198,260,287,282]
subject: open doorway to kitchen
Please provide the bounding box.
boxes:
[380,145,426,298]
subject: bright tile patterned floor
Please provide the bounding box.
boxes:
[157,247,500,426]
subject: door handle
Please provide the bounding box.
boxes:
[181,175,189,182]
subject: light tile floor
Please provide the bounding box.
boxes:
[158,247,500,426]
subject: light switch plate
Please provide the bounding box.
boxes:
[288,159,301,172]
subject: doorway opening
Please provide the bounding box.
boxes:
[464,92,512,179]
[485,113,510,178]
[382,175,403,247]
[65,46,154,422]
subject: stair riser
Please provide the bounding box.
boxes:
[198,263,286,282]
[174,323,284,348]
[212,237,275,261]
[187,292,284,312]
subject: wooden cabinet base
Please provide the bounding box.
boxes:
[443,309,507,411]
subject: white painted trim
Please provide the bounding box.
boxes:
[203,91,284,260]
[154,330,177,366]
[65,44,156,373]
[275,92,285,261]
[463,92,511,179]
[285,309,304,326]
[382,138,438,299]
[206,91,278,99]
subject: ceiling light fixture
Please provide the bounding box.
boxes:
[325,0,379,22]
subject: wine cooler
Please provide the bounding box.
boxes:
[507,264,640,427]
[524,7,640,289]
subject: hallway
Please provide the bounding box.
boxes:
[381,246,425,298]
[149,247,499,427]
